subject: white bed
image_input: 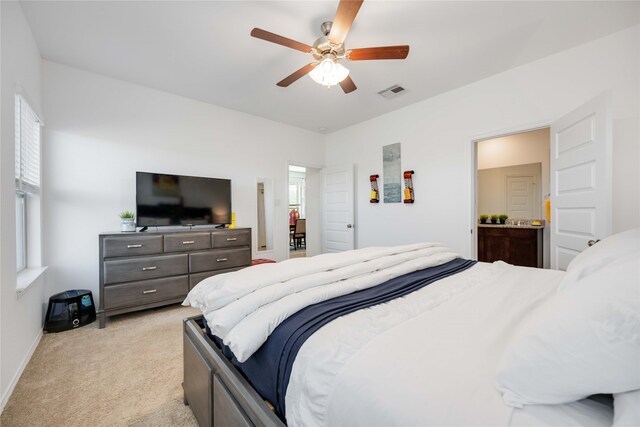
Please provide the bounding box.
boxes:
[185,232,639,427]
[285,262,612,427]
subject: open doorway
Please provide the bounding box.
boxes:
[289,165,307,258]
[288,164,322,259]
[474,127,551,268]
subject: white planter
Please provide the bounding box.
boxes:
[121,218,136,232]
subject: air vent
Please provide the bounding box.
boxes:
[378,84,406,99]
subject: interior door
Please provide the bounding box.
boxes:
[322,164,355,252]
[550,93,612,270]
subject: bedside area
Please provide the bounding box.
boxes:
[478,222,544,268]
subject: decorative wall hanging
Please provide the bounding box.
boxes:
[403,170,415,203]
[369,174,380,203]
[383,143,402,203]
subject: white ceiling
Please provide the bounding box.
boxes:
[21,1,639,133]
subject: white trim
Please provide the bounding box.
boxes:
[16,266,47,298]
[0,330,43,413]
[467,120,551,260]
[287,160,325,170]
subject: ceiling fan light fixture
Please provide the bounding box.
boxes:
[309,57,349,87]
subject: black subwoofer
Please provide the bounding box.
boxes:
[44,290,96,333]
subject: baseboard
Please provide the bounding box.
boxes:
[0,329,43,413]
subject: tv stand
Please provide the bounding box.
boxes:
[98,227,251,328]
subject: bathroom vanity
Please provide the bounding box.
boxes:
[477,223,543,268]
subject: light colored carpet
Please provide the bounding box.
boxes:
[1,304,200,427]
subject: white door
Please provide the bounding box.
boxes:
[550,93,612,270]
[322,164,355,252]
[506,175,537,219]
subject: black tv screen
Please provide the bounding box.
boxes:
[136,172,231,227]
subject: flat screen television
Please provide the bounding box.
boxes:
[136,172,231,227]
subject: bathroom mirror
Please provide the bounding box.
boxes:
[256,178,274,252]
[477,162,542,220]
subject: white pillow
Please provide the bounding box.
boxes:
[613,389,640,427]
[566,227,639,281]
[495,254,640,407]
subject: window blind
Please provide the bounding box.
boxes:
[15,95,41,193]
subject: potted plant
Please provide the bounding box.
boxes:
[479,214,489,224]
[498,214,508,224]
[119,211,136,232]
[490,214,499,224]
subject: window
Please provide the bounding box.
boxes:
[15,94,42,273]
[16,192,26,270]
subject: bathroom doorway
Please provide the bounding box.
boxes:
[473,127,551,268]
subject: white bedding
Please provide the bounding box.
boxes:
[285,262,613,427]
[186,243,614,426]
[184,242,459,362]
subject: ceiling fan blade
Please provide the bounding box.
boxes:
[339,75,357,94]
[346,45,410,61]
[328,0,364,45]
[277,63,318,87]
[250,28,313,54]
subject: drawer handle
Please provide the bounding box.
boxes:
[182,240,195,245]
[127,244,143,249]
[216,258,228,262]
[142,289,157,294]
[142,266,157,271]
[226,238,237,241]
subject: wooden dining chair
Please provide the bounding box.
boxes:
[293,219,306,249]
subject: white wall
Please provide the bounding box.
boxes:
[477,127,550,185]
[324,25,640,256]
[0,1,46,411]
[42,61,324,304]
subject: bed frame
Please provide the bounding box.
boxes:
[183,315,286,427]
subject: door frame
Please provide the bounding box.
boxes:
[467,120,550,260]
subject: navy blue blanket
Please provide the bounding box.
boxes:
[209,257,476,421]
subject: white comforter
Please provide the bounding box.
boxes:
[185,244,614,426]
[285,261,612,427]
[183,242,459,362]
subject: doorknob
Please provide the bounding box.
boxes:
[347,224,353,229]
[588,239,600,247]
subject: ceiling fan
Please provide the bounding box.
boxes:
[250,0,409,94]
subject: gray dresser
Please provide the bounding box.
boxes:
[98,228,251,328]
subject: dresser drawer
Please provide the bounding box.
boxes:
[211,230,250,248]
[189,248,251,273]
[104,254,188,285]
[103,276,189,310]
[164,232,211,252]
[103,235,163,258]
[189,267,245,290]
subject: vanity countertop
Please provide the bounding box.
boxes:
[478,223,545,229]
